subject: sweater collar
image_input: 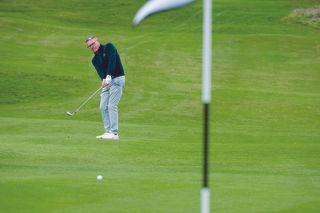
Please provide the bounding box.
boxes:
[95,44,103,55]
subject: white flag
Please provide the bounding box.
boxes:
[133,0,195,25]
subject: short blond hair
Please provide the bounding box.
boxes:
[85,36,97,42]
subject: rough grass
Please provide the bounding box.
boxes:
[285,5,320,29]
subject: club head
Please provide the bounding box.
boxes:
[66,111,75,116]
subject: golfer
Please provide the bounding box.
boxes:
[86,36,125,140]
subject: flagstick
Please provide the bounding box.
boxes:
[201,0,212,212]
[132,1,211,211]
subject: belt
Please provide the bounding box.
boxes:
[111,75,125,79]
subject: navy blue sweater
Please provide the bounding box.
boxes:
[92,43,125,80]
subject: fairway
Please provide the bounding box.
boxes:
[1,0,319,212]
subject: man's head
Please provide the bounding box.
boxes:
[86,36,100,53]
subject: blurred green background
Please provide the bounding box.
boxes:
[0,0,319,212]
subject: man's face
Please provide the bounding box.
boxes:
[86,38,99,53]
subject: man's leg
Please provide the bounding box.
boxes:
[108,76,125,135]
[100,87,111,133]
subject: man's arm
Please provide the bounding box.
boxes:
[92,58,110,88]
[92,58,105,80]
[105,43,117,76]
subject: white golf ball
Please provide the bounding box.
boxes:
[97,175,103,181]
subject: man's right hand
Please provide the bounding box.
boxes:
[102,79,108,88]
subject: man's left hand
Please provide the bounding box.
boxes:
[102,75,112,88]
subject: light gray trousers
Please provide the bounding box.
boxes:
[100,76,125,134]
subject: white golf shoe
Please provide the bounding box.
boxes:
[96,132,119,140]
[96,133,106,139]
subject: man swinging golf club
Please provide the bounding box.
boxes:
[86,36,125,140]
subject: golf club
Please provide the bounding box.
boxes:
[66,87,102,116]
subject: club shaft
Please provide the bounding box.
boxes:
[74,87,102,113]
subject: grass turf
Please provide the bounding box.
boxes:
[0,0,319,212]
